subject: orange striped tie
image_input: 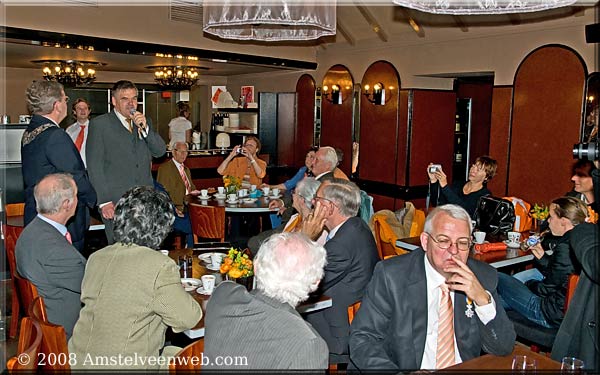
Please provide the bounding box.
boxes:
[436,284,456,369]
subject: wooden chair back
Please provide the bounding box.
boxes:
[4,223,24,338]
[169,338,204,374]
[6,317,43,373]
[564,273,580,312]
[189,203,226,242]
[15,274,41,319]
[28,296,70,371]
[347,301,362,325]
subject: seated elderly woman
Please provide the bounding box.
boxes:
[266,146,318,192]
[68,186,202,370]
[427,155,498,218]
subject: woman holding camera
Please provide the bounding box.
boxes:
[217,135,267,188]
[427,155,497,217]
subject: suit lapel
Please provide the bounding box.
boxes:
[408,251,428,367]
[453,290,471,357]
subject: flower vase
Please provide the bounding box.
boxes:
[225,274,254,291]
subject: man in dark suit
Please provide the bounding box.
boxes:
[86,80,166,243]
[21,80,97,252]
[205,232,329,369]
[349,204,515,371]
[156,141,199,248]
[16,173,86,338]
[301,178,379,363]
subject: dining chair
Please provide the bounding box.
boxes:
[507,273,580,354]
[169,338,204,374]
[28,296,71,371]
[347,301,362,325]
[3,223,24,338]
[5,202,25,217]
[370,212,408,260]
[189,203,226,243]
[6,317,43,373]
[15,273,41,320]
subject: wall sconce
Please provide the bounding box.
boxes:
[322,84,342,105]
[363,82,386,105]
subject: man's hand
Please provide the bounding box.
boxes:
[130,111,148,131]
[101,202,115,220]
[444,255,490,306]
[300,201,328,241]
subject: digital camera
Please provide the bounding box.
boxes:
[236,147,243,154]
[428,164,442,173]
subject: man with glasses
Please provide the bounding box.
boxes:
[21,80,97,252]
[301,178,379,364]
[86,80,166,243]
[349,204,515,371]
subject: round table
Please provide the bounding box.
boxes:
[187,194,279,213]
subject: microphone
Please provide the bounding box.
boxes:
[129,109,148,138]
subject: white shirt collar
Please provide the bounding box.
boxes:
[37,214,68,237]
[114,110,131,131]
[40,115,59,127]
[172,159,184,170]
[326,218,348,241]
[424,252,448,293]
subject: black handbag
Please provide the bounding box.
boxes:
[474,196,516,235]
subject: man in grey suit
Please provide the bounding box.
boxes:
[204,232,329,370]
[86,80,166,243]
[16,173,86,338]
[301,178,379,363]
[349,204,516,371]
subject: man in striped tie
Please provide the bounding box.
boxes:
[15,173,86,338]
[349,204,515,371]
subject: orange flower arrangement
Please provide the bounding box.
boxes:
[223,175,241,194]
[219,248,254,279]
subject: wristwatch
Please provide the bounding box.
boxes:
[474,290,493,306]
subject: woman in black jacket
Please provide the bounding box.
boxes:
[427,155,497,218]
[497,196,589,328]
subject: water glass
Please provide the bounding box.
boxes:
[561,357,584,373]
[512,355,537,373]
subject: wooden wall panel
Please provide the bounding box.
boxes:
[371,193,396,212]
[509,45,586,204]
[395,90,409,186]
[487,86,513,196]
[408,90,457,186]
[277,93,297,167]
[359,61,401,184]
[320,65,354,174]
[295,74,316,167]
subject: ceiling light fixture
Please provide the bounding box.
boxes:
[149,66,201,90]
[391,0,577,14]
[34,60,100,86]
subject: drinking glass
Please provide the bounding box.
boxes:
[512,355,537,373]
[561,357,584,373]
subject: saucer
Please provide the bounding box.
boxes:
[196,286,213,296]
[269,194,282,199]
[503,240,520,248]
[226,199,239,204]
[198,252,223,264]
[213,194,227,200]
[242,198,257,203]
[181,278,202,292]
[205,264,221,271]
[198,195,210,200]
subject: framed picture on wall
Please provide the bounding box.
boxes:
[241,86,254,105]
[211,86,227,109]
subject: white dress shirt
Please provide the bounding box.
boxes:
[420,255,497,369]
[65,120,89,167]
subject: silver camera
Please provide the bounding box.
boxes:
[236,147,243,154]
[428,164,442,173]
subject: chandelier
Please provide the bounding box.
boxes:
[391,0,577,14]
[151,66,199,90]
[36,60,98,86]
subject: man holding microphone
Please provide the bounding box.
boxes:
[86,80,166,243]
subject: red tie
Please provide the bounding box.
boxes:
[65,231,72,244]
[74,125,86,151]
[179,164,191,194]
[436,284,456,369]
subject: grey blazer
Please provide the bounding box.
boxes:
[204,282,329,370]
[349,248,516,371]
[86,110,166,206]
[15,216,86,338]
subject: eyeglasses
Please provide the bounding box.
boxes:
[425,232,471,252]
[312,196,338,207]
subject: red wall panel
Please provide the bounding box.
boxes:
[487,86,513,196]
[395,90,410,186]
[457,82,493,163]
[508,45,586,204]
[295,74,316,167]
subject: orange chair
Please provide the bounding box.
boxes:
[4,223,24,338]
[189,203,226,243]
[15,274,41,320]
[6,317,43,373]
[170,338,204,374]
[408,209,425,237]
[28,296,70,371]
[370,213,408,260]
[347,301,362,325]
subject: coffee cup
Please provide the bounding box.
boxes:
[218,186,225,195]
[160,250,170,256]
[201,275,216,294]
[227,194,237,202]
[210,253,223,268]
[473,231,486,244]
[250,184,257,192]
[272,188,280,196]
[262,186,270,196]
[507,231,521,244]
[238,189,248,198]
[200,189,209,198]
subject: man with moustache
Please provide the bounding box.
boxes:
[86,80,166,243]
[349,204,515,371]
[21,81,97,252]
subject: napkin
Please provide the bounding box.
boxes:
[474,242,507,253]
